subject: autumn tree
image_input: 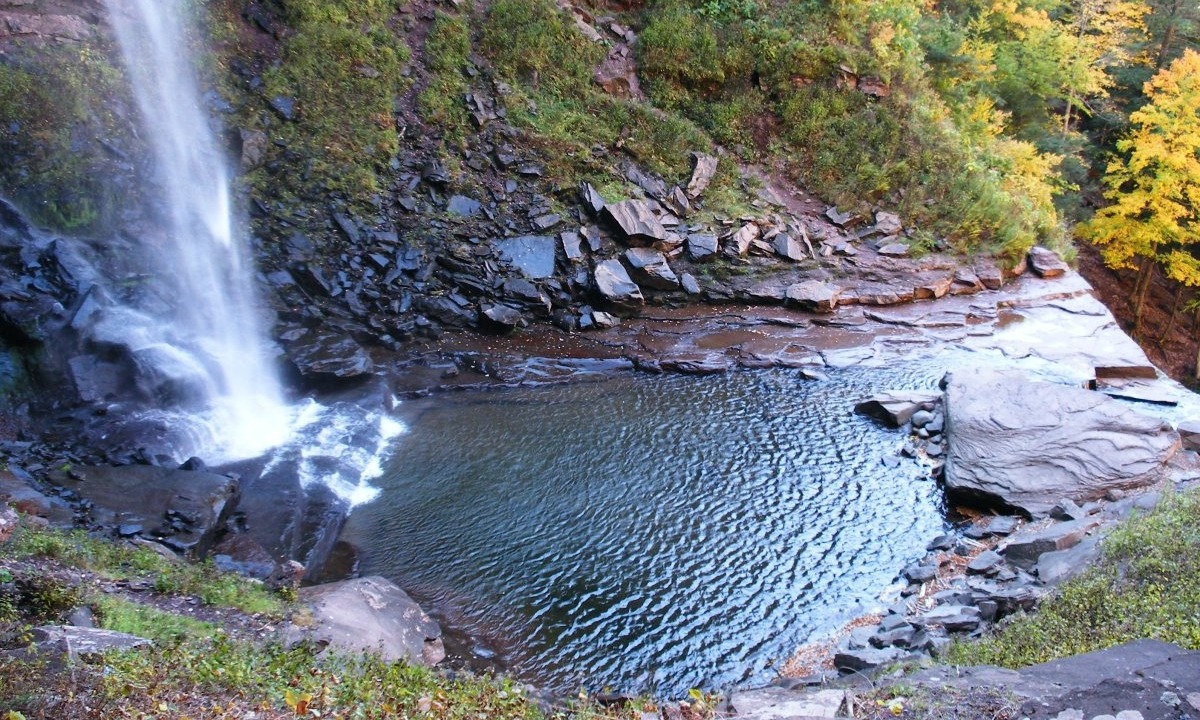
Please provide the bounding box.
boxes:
[1057,0,1147,134]
[1081,49,1200,334]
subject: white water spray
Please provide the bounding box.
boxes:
[104,0,289,460]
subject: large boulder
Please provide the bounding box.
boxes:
[593,259,644,308]
[288,576,444,666]
[942,368,1180,517]
[622,248,679,290]
[286,331,374,379]
[603,200,672,246]
[686,153,718,199]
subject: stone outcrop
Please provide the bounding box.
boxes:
[603,200,673,247]
[45,465,240,558]
[1029,245,1069,278]
[942,367,1180,517]
[854,391,941,427]
[286,576,445,666]
[785,280,841,313]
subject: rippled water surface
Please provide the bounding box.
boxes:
[341,364,953,695]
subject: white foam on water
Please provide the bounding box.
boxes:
[257,399,407,507]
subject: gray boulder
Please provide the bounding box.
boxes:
[725,223,760,257]
[603,200,671,246]
[686,153,719,199]
[942,368,1180,517]
[623,248,680,290]
[288,576,444,666]
[917,604,981,632]
[785,280,841,313]
[1178,420,1200,452]
[480,303,524,329]
[772,234,808,262]
[593,259,644,307]
[687,233,719,261]
[875,211,903,235]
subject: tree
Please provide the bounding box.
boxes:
[1057,0,1147,135]
[1081,49,1200,335]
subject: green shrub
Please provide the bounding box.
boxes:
[638,3,727,108]
[256,3,409,200]
[0,45,130,231]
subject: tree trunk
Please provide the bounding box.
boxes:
[1132,258,1155,338]
[1156,0,1182,69]
[1160,284,1185,342]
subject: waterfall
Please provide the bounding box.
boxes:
[102,0,289,461]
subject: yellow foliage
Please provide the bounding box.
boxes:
[1081,49,1200,284]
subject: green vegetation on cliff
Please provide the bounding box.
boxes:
[0,44,130,230]
[419,11,472,143]
[253,0,410,200]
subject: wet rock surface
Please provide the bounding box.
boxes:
[43,465,240,558]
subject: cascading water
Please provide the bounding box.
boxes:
[95,0,400,508]
[100,0,289,461]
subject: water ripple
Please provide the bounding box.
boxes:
[342,364,951,697]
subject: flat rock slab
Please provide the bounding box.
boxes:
[942,367,1180,517]
[730,687,845,719]
[496,235,557,279]
[1003,518,1103,570]
[31,625,150,661]
[897,640,1200,720]
[289,576,445,666]
[1021,640,1200,719]
[46,465,240,558]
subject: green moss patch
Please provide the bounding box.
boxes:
[252,0,410,201]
